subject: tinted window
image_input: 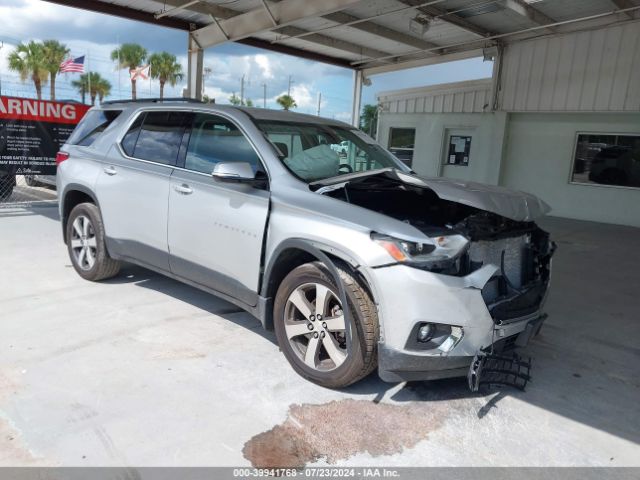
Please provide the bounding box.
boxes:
[185,113,261,174]
[388,127,415,167]
[127,111,191,165]
[572,133,640,188]
[121,114,143,156]
[67,109,122,146]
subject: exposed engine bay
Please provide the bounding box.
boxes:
[317,172,555,325]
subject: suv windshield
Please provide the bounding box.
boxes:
[255,120,406,182]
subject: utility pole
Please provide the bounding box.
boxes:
[240,74,245,105]
[203,67,212,99]
[317,92,321,116]
[0,41,3,96]
[262,83,267,108]
[287,75,294,96]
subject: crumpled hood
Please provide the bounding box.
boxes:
[393,170,551,222]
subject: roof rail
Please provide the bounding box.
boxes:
[100,97,205,105]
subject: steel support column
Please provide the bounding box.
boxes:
[186,33,204,100]
[351,70,363,128]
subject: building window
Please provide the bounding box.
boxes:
[388,128,415,167]
[572,133,640,188]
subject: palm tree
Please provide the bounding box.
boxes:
[42,40,69,101]
[72,72,110,105]
[96,78,112,104]
[110,43,147,100]
[359,104,379,138]
[149,52,183,100]
[7,41,48,100]
[71,73,89,104]
[276,94,297,110]
[229,93,242,105]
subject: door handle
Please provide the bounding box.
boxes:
[174,184,193,195]
[103,166,117,176]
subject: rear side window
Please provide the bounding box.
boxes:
[67,109,122,146]
[185,113,261,174]
[122,111,192,165]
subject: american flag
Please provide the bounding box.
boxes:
[59,56,85,73]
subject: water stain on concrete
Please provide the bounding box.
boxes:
[243,399,447,468]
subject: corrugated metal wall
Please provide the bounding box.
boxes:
[378,79,492,114]
[499,22,640,112]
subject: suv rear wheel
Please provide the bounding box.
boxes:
[274,261,378,388]
[66,202,120,281]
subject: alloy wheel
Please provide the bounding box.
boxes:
[284,282,349,372]
[70,215,97,271]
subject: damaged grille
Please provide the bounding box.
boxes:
[469,235,529,293]
[466,230,552,324]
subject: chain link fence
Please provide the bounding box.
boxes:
[0,173,58,207]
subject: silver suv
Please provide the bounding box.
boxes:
[57,100,554,388]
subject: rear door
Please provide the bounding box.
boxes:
[168,112,270,306]
[96,110,192,271]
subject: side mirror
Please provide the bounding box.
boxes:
[212,162,255,183]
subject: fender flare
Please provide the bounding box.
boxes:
[261,238,365,351]
[60,183,100,240]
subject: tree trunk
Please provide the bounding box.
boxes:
[160,81,165,100]
[34,77,42,100]
[131,79,137,100]
[50,74,56,101]
[81,86,86,105]
[91,94,96,106]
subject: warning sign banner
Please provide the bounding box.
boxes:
[0,96,90,175]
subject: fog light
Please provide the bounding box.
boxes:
[417,323,434,343]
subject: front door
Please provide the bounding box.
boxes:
[168,113,270,306]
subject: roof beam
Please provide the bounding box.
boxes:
[40,0,354,69]
[191,0,363,48]
[42,0,198,30]
[154,0,237,18]
[322,11,440,51]
[609,0,636,19]
[501,0,557,30]
[395,0,493,38]
[273,25,393,60]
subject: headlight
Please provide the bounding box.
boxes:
[372,232,469,267]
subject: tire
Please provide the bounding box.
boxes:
[66,202,121,281]
[274,261,378,388]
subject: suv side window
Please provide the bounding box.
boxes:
[67,109,123,146]
[122,111,192,165]
[185,113,261,174]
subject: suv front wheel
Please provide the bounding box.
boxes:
[274,261,378,388]
[66,202,121,281]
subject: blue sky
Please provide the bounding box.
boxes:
[0,0,493,122]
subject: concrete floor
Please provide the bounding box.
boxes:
[0,206,639,467]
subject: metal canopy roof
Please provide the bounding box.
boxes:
[43,0,640,74]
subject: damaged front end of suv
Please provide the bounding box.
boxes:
[312,169,555,387]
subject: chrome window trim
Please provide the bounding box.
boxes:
[114,107,272,180]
